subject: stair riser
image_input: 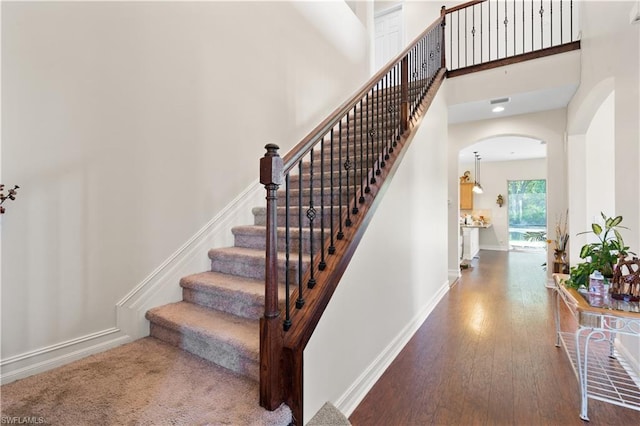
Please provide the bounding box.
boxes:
[253,207,342,228]
[210,253,304,286]
[314,130,399,145]
[182,287,263,320]
[149,323,259,381]
[276,189,354,206]
[182,282,293,319]
[285,172,371,190]
[298,148,393,170]
[234,230,322,255]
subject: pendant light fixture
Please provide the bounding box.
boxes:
[472,151,484,194]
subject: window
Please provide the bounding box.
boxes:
[508,179,547,250]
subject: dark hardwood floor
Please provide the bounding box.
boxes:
[349,250,640,425]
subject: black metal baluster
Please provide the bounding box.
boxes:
[343,116,353,226]
[496,0,499,58]
[540,0,544,49]
[383,72,390,160]
[561,0,563,44]
[571,0,573,42]
[307,147,316,289]
[481,2,484,62]
[531,0,534,51]
[393,62,402,146]
[464,7,468,67]
[377,80,384,172]
[337,119,345,238]
[367,91,375,187]
[504,0,508,58]
[319,137,326,271]
[457,10,460,69]
[472,4,476,65]
[387,69,395,154]
[449,12,453,69]
[296,162,304,309]
[283,172,291,331]
[359,99,365,203]
[329,127,337,251]
[351,106,359,215]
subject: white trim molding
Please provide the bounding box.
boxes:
[0,328,130,384]
[335,280,450,418]
[116,181,264,340]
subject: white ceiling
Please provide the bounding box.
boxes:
[451,83,578,162]
[459,135,547,164]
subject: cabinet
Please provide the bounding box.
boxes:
[462,227,479,260]
[460,182,473,210]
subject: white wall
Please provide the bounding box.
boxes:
[1,1,369,379]
[448,109,567,282]
[585,91,615,231]
[303,84,449,424]
[459,158,547,251]
[566,0,640,374]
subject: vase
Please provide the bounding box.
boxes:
[553,250,569,274]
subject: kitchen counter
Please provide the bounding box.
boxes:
[461,223,493,229]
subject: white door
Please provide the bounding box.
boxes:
[374,7,403,71]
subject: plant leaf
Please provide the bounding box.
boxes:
[580,245,590,259]
[614,229,624,246]
[592,223,602,235]
[610,216,623,227]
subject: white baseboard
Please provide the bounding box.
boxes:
[480,245,509,251]
[0,328,131,385]
[335,280,450,418]
[448,269,461,287]
[1,182,264,384]
[116,181,264,340]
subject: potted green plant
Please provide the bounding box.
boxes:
[566,213,632,289]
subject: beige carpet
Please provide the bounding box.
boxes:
[307,402,350,426]
[0,337,291,425]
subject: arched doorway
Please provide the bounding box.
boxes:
[459,135,547,256]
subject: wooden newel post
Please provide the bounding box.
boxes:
[260,143,283,319]
[259,143,285,410]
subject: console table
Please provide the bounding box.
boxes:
[553,274,640,421]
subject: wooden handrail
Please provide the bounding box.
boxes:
[261,9,447,421]
[282,16,445,173]
[444,0,486,15]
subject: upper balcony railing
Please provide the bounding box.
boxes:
[444,0,580,76]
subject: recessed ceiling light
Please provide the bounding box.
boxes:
[490,97,510,104]
[492,106,505,113]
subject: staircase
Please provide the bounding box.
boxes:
[144,119,367,365]
[144,100,395,417]
[145,217,312,381]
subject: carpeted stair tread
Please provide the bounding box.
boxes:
[232,224,320,254]
[181,271,265,319]
[208,246,306,284]
[147,301,258,354]
[146,301,259,379]
[208,245,301,264]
